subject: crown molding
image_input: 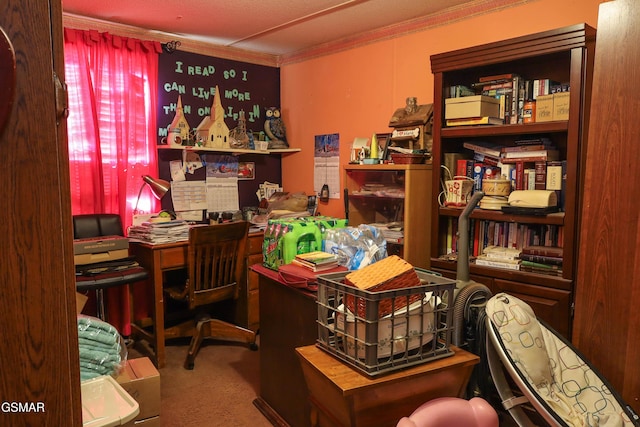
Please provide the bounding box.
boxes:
[62,13,280,67]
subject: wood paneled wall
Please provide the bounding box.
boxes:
[573,0,640,414]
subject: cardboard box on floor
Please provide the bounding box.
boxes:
[117,357,161,426]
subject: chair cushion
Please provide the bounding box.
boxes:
[486,293,552,386]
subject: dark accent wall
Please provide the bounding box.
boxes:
[156,50,282,213]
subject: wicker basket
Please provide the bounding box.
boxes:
[344,256,422,318]
[391,153,427,164]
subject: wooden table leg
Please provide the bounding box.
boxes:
[151,250,165,368]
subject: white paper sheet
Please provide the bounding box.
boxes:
[171,180,207,211]
[206,177,239,212]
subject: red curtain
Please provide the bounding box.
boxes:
[64,29,162,335]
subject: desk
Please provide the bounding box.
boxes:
[129,231,263,368]
[129,241,187,368]
[296,344,479,427]
[252,264,318,427]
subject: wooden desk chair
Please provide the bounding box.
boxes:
[165,221,257,369]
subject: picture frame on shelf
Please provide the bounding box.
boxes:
[376,133,392,161]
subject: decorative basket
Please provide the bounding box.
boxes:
[391,153,428,164]
[344,255,422,318]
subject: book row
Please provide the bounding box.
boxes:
[453,157,567,210]
[448,73,570,125]
[442,217,564,259]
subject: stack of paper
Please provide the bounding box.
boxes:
[128,220,190,244]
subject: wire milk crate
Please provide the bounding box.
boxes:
[316,269,456,376]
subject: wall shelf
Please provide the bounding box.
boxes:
[157,145,301,155]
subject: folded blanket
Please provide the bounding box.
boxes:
[77,316,124,381]
[78,346,121,364]
[77,336,121,353]
[77,317,120,347]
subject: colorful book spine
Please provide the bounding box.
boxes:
[522,245,563,257]
[475,257,521,270]
[534,161,547,190]
[520,254,563,265]
[473,163,485,192]
[546,160,566,211]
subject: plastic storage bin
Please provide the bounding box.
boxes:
[316,268,455,376]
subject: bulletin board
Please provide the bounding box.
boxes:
[157,50,280,141]
[156,50,283,215]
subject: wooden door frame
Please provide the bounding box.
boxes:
[0,0,81,425]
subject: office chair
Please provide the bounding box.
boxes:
[73,214,149,321]
[164,221,258,370]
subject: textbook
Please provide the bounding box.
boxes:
[291,251,340,272]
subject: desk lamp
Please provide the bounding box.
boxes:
[133,175,170,214]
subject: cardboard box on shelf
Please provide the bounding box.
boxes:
[116,357,160,424]
[444,95,500,120]
[535,94,554,122]
[553,91,570,120]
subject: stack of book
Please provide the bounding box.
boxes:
[291,251,340,272]
[369,222,404,244]
[475,245,521,270]
[519,245,563,276]
[128,220,190,244]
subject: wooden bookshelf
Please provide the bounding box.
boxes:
[429,24,596,338]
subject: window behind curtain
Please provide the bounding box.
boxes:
[64,29,161,335]
[64,29,162,233]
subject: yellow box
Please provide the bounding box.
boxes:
[535,94,554,122]
[444,95,500,120]
[553,91,570,120]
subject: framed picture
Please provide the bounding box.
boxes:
[375,133,392,161]
[238,162,255,180]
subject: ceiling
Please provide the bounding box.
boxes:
[61,0,508,62]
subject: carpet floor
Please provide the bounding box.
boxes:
[129,336,274,427]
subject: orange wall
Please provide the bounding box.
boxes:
[280,0,603,218]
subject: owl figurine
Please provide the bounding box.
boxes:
[264,107,289,149]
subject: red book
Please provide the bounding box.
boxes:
[502,144,554,153]
[522,245,563,257]
[534,161,547,190]
[479,73,515,82]
[515,161,525,190]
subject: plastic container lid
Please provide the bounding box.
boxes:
[81,375,140,427]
